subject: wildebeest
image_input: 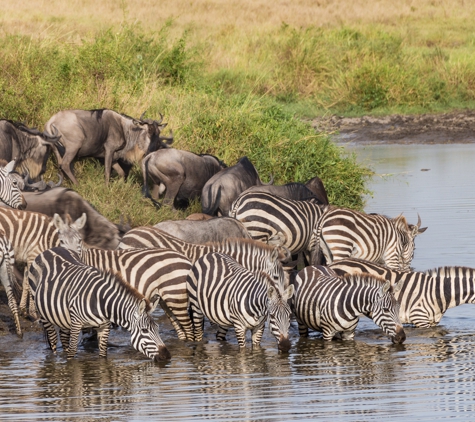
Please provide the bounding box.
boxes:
[242,179,328,205]
[0,119,63,181]
[0,187,121,249]
[201,156,273,216]
[153,216,251,243]
[142,148,226,209]
[45,109,173,185]
[305,175,329,205]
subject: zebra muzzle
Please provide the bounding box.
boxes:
[391,326,406,344]
[278,335,291,353]
[154,346,171,362]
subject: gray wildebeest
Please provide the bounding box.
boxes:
[45,109,173,185]
[0,120,63,181]
[153,216,251,244]
[142,148,226,210]
[201,156,273,217]
[242,177,329,205]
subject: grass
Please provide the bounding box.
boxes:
[2,0,474,226]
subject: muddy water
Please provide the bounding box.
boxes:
[2,143,475,421]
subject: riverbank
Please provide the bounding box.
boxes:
[310,110,475,144]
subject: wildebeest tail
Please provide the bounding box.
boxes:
[141,154,161,209]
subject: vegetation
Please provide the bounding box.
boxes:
[2,0,473,225]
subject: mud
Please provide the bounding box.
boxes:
[310,110,475,144]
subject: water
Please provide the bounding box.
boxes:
[2,142,475,421]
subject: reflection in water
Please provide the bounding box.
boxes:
[2,144,475,420]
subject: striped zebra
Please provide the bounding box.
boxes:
[313,207,427,271]
[229,191,326,264]
[187,252,295,350]
[329,258,475,328]
[28,247,171,361]
[54,213,195,341]
[118,226,289,287]
[0,160,27,209]
[0,208,86,317]
[0,229,22,337]
[291,265,406,343]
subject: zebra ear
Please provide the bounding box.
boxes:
[284,284,295,300]
[52,213,65,231]
[4,160,16,173]
[268,232,285,247]
[138,298,147,315]
[379,281,391,296]
[149,289,160,313]
[73,213,87,230]
[392,281,402,293]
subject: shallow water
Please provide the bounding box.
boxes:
[2,142,475,421]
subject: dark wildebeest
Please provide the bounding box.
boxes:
[142,148,226,210]
[305,175,329,205]
[153,216,251,244]
[0,119,63,181]
[45,109,173,185]
[0,187,121,249]
[242,177,329,205]
[201,156,273,217]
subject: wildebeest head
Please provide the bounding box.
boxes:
[17,124,62,181]
[138,111,174,154]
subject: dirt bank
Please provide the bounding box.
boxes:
[310,110,475,144]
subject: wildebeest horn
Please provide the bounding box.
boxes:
[417,213,421,228]
[140,111,147,120]
[159,130,174,145]
[263,174,274,186]
[43,124,60,139]
[24,173,48,191]
[156,113,164,125]
[47,173,63,188]
[19,125,43,136]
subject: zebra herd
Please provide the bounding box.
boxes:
[2,172,475,363]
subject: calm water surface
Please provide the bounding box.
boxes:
[2,142,475,421]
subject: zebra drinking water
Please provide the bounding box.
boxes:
[187,252,295,351]
[291,265,406,343]
[329,258,475,328]
[53,213,195,341]
[28,247,171,361]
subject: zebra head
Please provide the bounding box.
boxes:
[393,214,427,270]
[266,282,295,352]
[53,212,87,254]
[371,281,406,344]
[130,296,171,362]
[0,160,27,210]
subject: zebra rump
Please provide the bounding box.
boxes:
[187,252,294,351]
[28,247,171,361]
[291,265,405,344]
[329,257,475,328]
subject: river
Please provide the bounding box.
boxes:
[1,141,475,421]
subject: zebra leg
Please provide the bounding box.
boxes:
[97,323,111,358]
[4,281,22,338]
[341,330,355,341]
[297,321,309,337]
[190,304,204,342]
[234,325,247,348]
[59,329,71,353]
[251,323,265,347]
[43,321,58,353]
[216,326,228,341]
[67,320,83,359]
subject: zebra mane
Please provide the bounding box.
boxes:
[425,266,474,278]
[100,268,151,312]
[340,272,390,289]
[209,237,287,261]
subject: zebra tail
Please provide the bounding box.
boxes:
[11,266,23,303]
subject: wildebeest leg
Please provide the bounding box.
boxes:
[112,162,126,178]
[104,148,115,185]
[162,176,185,209]
[59,145,80,185]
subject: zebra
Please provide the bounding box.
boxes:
[328,258,475,328]
[229,191,326,265]
[0,229,22,337]
[291,265,406,343]
[187,252,295,351]
[0,159,27,209]
[53,213,195,341]
[0,207,86,318]
[28,247,171,361]
[118,226,290,287]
